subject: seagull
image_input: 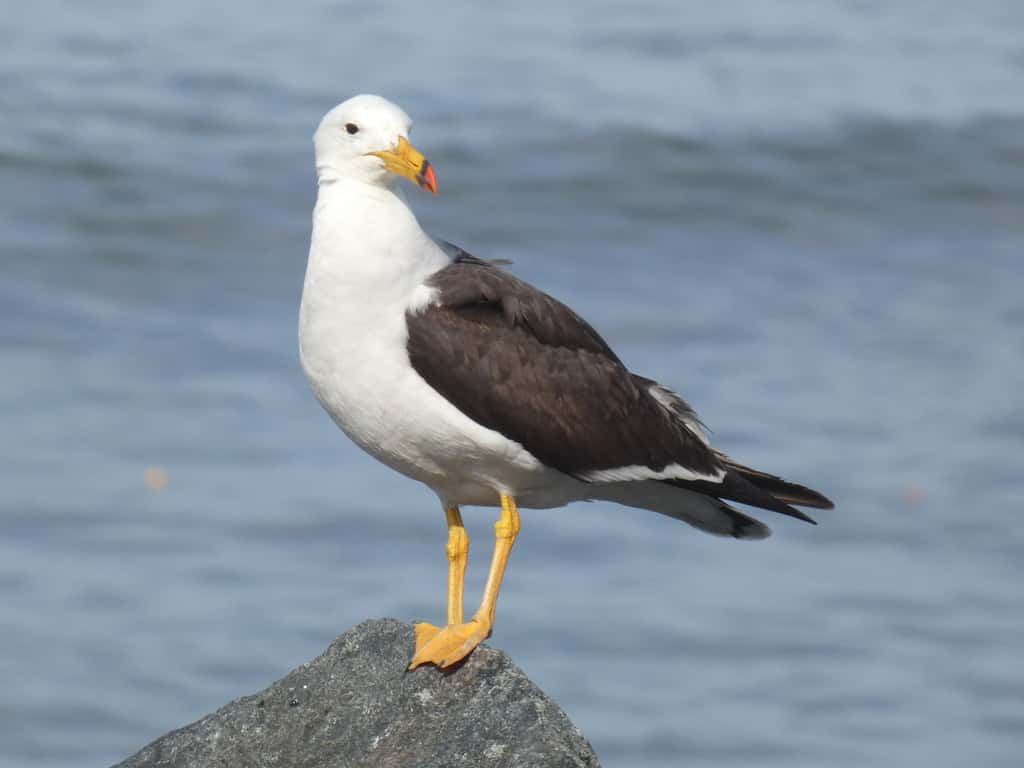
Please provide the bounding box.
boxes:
[299,94,834,670]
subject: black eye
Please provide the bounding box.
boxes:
[345,123,359,135]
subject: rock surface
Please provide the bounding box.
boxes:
[115,618,600,768]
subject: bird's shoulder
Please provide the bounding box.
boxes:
[422,241,620,362]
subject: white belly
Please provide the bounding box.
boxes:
[299,300,581,508]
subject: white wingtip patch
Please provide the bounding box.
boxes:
[646,383,712,446]
[580,463,725,484]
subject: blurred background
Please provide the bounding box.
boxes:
[2,1,1023,766]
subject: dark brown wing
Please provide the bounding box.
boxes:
[405,258,723,482]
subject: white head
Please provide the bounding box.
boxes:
[313,94,437,193]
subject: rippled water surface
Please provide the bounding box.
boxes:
[2,2,1023,766]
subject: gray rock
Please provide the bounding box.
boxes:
[115,618,600,768]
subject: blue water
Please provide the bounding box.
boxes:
[2,2,1023,766]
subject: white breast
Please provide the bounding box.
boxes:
[299,181,572,507]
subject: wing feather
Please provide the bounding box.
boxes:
[406,254,832,526]
[406,259,723,482]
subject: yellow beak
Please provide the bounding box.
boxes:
[367,136,438,194]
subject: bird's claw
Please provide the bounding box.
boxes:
[409,618,491,669]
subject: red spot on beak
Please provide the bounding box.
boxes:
[418,161,438,194]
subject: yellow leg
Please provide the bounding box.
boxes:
[410,494,521,669]
[413,505,469,651]
[445,506,469,625]
[476,494,521,626]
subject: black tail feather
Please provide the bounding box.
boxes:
[664,461,833,526]
[664,473,815,524]
[724,459,835,510]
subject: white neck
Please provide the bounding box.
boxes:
[299,178,448,389]
[307,179,447,298]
